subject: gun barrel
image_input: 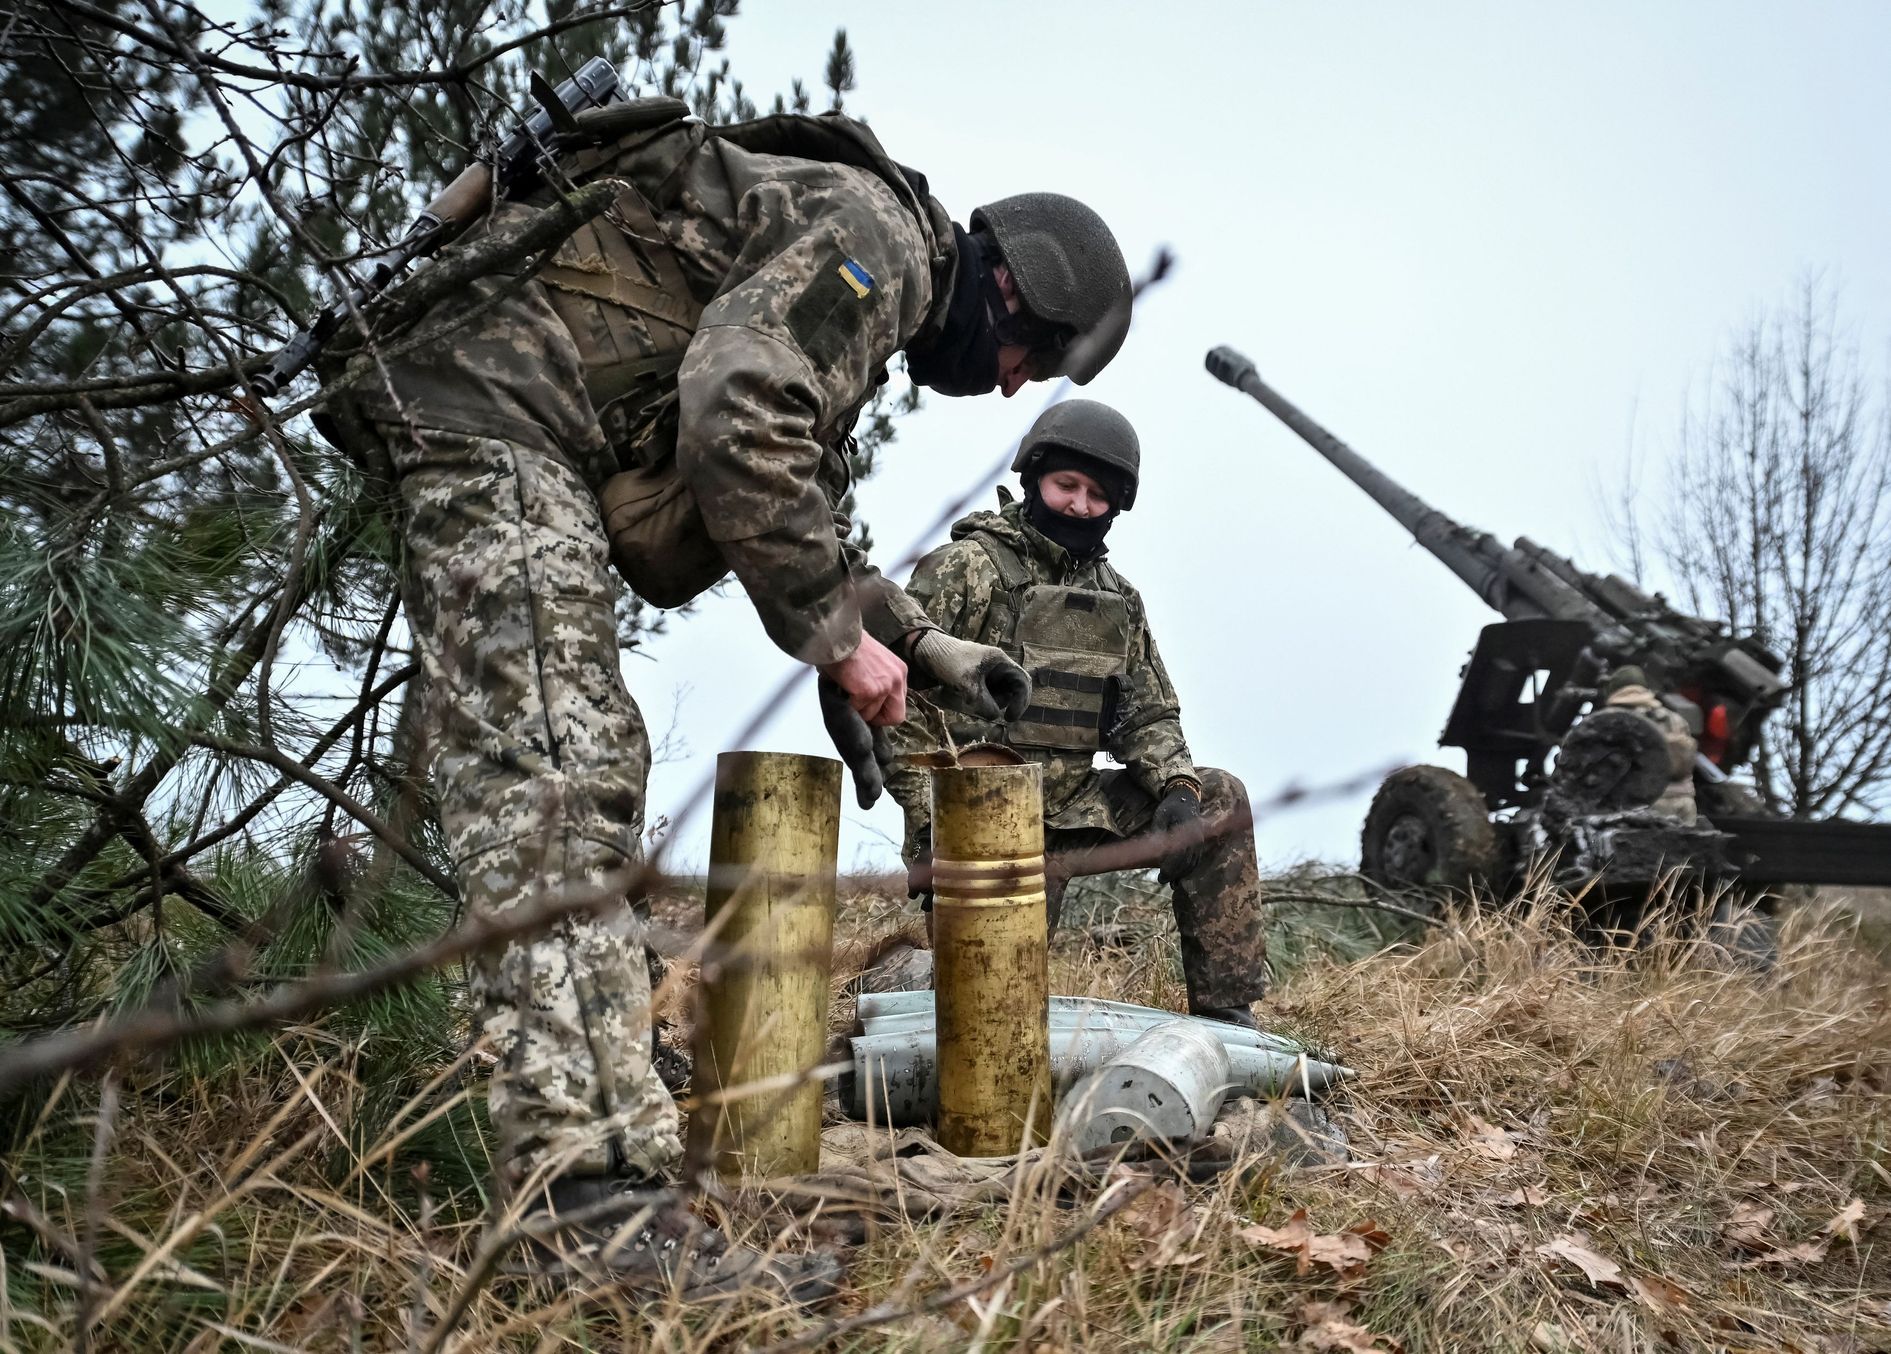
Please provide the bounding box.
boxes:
[1207,346,1541,616]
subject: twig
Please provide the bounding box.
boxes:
[189,733,455,898]
[0,865,639,1094]
[43,0,669,92]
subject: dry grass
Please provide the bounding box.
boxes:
[3,878,1888,1352]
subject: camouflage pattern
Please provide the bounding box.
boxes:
[342,122,947,665]
[1603,684,1700,824]
[1041,767,1267,1010]
[387,421,680,1182]
[887,495,1267,1009]
[331,116,964,1182]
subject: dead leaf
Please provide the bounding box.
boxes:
[1241,1211,1387,1278]
[1298,1303,1402,1354]
[1465,1115,1518,1162]
[1306,1231,1376,1277]
[1347,1220,1392,1253]
[1721,1202,1775,1251]
[1300,1317,1403,1353]
[1535,1234,1627,1289]
[1241,1209,1314,1276]
[1500,1185,1549,1208]
[1631,1273,1692,1313]
[1735,1239,1829,1269]
[1530,1321,1574,1352]
[1119,1179,1200,1271]
[1472,1216,1527,1252]
[1300,1300,1354,1325]
[1822,1199,1866,1244]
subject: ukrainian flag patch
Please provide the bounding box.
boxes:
[838,258,875,298]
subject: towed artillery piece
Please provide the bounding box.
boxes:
[1206,346,1891,899]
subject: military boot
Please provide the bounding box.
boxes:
[1192,1004,1260,1032]
[510,1173,843,1306]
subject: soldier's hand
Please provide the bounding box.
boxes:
[1151,781,1206,884]
[906,843,934,912]
[818,676,894,809]
[818,633,908,726]
[911,631,1033,722]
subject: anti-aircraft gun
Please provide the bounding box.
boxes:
[1206,345,1891,895]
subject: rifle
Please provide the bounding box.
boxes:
[251,57,623,399]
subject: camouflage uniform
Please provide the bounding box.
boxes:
[885,496,1268,1010]
[1603,685,1699,824]
[330,111,952,1184]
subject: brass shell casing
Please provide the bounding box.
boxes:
[689,751,840,1178]
[930,763,1052,1157]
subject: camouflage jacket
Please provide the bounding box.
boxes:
[886,495,1197,842]
[349,110,954,667]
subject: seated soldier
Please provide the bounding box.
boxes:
[1595,665,1700,823]
[885,400,1269,1028]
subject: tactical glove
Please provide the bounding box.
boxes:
[818,676,893,809]
[907,834,934,912]
[1151,781,1206,884]
[910,630,1032,722]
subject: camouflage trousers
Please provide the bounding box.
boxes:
[368,271,682,1185]
[1044,767,1269,1010]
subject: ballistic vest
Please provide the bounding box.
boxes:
[970,531,1132,753]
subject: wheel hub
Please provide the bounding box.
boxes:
[1381,813,1436,883]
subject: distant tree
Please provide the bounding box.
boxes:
[0,0,893,1092]
[1613,279,1891,818]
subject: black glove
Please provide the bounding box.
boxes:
[907,837,934,912]
[818,676,893,809]
[911,631,1032,722]
[1151,781,1206,884]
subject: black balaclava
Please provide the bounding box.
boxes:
[904,225,1002,396]
[1023,447,1123,560]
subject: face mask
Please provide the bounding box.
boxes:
[904,225,1000,397]
[1024,485,1115,558]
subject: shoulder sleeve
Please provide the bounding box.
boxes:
[675,168,934,665]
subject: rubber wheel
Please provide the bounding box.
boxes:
[1361,765,1501,894]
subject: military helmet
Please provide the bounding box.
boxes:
[970,193,1131,385]
[1012,399,1141,510]
[1603,664,1649,697]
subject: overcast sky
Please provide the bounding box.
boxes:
[630,1,1891,873]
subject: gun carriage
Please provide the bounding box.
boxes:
[1207,346,1891,897]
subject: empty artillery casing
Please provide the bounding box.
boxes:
[930,763,1053,1156]
[689,751,840,1178]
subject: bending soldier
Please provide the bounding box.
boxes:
[885,400,1270,1031]
[322,96,1133,1297]
[1596,666,1700,823]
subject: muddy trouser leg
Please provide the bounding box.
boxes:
[1042,843,1079,933]
[1169,768,1269,1008]
[1079,768,1269,1010]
